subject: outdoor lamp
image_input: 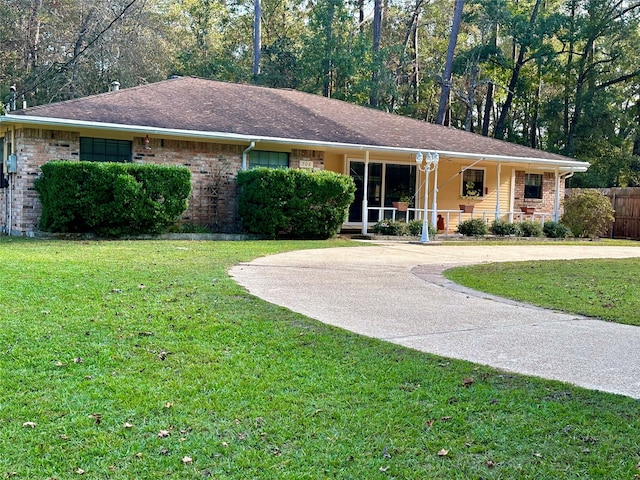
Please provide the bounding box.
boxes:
[416,151,439,243]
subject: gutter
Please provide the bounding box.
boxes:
[0,114,590,172]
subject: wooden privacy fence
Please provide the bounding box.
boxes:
[567,188,640,240]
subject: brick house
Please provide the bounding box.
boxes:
[0,76,588,236]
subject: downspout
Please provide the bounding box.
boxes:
[554,169,575,222]
[8,126,15,235]
[242,141,256,171]
[1,130,6,234]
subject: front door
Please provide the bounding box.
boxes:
[348,161,382,223]
[348,161,416,223]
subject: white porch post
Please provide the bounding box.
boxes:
[495,162,502,219]
[361,151,370,235]
[430,159,439,228]
[554,169,561,222]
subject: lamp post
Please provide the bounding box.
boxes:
[416,151,439,243]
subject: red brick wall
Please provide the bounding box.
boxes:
[513,170,560,214]
[5,129,326,235]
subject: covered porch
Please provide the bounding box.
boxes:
[326,149,586,238]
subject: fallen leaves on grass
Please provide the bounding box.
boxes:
[22,422,36,428]
[181,456,192,464]
[88,414,102,425]
[124,422,133,429]
[462,377,474,387]
[437,449,449,457]
[158,430,170,438]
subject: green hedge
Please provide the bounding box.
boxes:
[34,161,191,236]
[237,168,356,239]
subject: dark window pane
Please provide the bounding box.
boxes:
[462,169,484,197]
[524,173,543,199]
[80,137,131,163]
[249,151,289,169]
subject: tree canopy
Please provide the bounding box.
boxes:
[3,0,640,187]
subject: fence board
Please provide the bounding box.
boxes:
[567,188,640,240]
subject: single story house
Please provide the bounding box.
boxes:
[0,76,588,236]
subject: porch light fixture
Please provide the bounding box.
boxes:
[416,151,439,243]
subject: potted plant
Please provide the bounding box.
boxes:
[521,205,536,214]
[392,194,413,212]
[459,181,480,213]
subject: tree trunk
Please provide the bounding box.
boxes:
[26,0,44,73]
[370,0,383,107]
[493,0,543,140]
[253,0,262,78]
[464,63,478,131]
[322,1,336,98]
[436,0,464,125]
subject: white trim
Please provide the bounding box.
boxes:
[461,167,487,198]
[1,114,590,172]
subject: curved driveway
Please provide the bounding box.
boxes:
[230,243,640,398]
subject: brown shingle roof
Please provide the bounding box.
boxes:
[13,76,580,163]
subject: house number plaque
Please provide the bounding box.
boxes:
[299,160,314,170]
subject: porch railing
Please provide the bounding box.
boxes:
[366,207,550,237]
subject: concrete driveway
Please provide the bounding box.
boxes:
[229,243,640,398]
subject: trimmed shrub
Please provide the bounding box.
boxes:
[543,221,570,239]
[372,219,435,236]
[237,168,355,239]
[457,218,488,236]
[372,219,408,236]
[408,219,436,236]
[34,161,191,236]
[561,189,615,238]
[519,220,543,237]
[490,219,521,236]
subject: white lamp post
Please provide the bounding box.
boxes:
[416,151,439,243]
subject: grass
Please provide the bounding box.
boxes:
[0,238,639,479]
[444,257,640,326]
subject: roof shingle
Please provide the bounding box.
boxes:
[13,76,579,163]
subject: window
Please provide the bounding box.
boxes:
[462,168,484,197]
[80,137,132,163]
[524,173,543,199]
[249,150,289,169]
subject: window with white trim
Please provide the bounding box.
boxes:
[524,173,543,199]
[462,168,484,197]
[249,150,289,169]
[80,137,132,163]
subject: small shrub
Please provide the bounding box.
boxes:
[519,220,543,237]
[562,189,615,238]
[372,219,408,236]
[408,219,436,236]
[490,219,521,236]
[457,218,488,236]
[543,221,570,239]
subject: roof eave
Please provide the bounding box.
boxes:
[0,114,589,172]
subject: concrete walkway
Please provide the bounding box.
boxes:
[229,243,640,398]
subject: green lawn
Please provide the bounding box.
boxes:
[1,238,639,479]
[444,256,640,326]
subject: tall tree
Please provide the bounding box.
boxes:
[436,0,465,125]
[253,0,262,77]
[370,0,383,107]
[493,0,543,140]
